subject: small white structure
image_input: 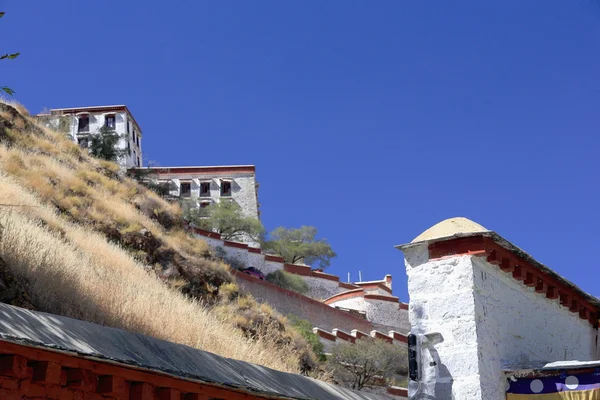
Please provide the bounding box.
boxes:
[136,165,260,219]
[37,105,143,169]
[398,217,600,400]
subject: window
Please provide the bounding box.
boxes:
[127,141,131,156]
[200,182,210,197]
[138,156,141,167]
[180,182,191,197]
[200,201,211,208]
[220,180,232,197]
[136,136,140,147]
[78,116,89,132]
[105,115,115,129]
[126,119,130,133]
[132,130,136,143]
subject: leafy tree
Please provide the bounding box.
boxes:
[327,338,407,391]
[184,200,264,242]
[263,226,336,269]
[127,165,175,197]
[89,126,127,162]
[266,270,309,294]
[1,12,20,96]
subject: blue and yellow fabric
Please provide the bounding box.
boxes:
[507,371,600,399]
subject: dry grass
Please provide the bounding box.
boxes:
[0,99,305,373]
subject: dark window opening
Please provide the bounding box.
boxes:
[200,201,210,208]
[78,116,89,132]
[126,120,130,133]
[136,136,140,147]
[180,182,191,197]
[200,182,210,197]
[105,115,115,129]
[132,130,136,143]
[127,141,131,156]
[137,156,141,167]
[220,181,232,197]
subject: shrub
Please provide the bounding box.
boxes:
[265,270,308,294]
[288,315,325,361]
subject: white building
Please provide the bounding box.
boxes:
[134,165,260,219]
[398,217,600,400]
[38,105,143,169]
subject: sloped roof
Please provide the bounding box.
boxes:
[0,303,393,400]
[410,217,489,244]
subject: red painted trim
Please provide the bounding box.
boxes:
[141,166,255,175]
[310,271,340,282]
[332,329,356,343]
[389,331,408,343]
[264,254,285,263]
[339,282,360,290]
[0,340,275,399]
[283,264,312,276]
[351,330,369,339]
[371,331,393,343]
[248,247,261,254]
[364,294,400,303]
[189,227,222,240]
[354,282,393,294]
[429,236,599,328]
[399,302,409,310]
[387,386,408,397]
[313,328,336,341]
[223,241,248,249]
[232,272,374,327]
[323,289,365,305]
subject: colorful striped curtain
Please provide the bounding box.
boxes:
[507,372,600,399]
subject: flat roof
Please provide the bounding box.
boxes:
[132,165,256,175]
[48,105,142,133]
[0,303,391,400]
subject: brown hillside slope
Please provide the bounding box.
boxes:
[0,99,314,374]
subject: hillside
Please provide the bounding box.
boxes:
[0,99,316,374]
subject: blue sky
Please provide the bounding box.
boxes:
[2,1,599,301]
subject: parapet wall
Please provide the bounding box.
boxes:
[235,271,374,333]
[192,227,409,332]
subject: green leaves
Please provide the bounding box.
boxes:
[1,87,15,96]
[0,52,20,60]
[263,226,337,269]
[0,12,5,18]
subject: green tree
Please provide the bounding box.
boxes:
[263,226,336,269]
[89,126,127,162]
[1,12,20,96]
[327,338,407,391]
[184,200,264,242]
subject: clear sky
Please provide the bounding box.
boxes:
[2,1,599,301]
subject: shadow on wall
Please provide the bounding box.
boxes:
[409,303,453,399]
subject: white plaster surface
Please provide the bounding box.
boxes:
[471,256,597,400]
[403,242,599,400]
[328,296,408,332]
[45,111,142,169]
[302,276,345,300]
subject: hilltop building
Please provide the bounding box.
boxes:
[37,105,143,169]
[133,165,260,219]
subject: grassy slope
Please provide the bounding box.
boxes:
[0,99,313,373]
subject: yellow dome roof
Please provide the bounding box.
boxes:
[411,217,489,243]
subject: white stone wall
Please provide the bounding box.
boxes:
[471,256,597,400]
[163,173,259,219]
[328,296,408,332]
[404,244,481,399]
[303,276,345,301]
[45,111,142,169]
[403,242,599,400]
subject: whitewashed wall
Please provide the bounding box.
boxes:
[403,242,599,400]
[471,256,597,400]
[164,173,259,219]
[327,296,408,332]
[46,111,141,169]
